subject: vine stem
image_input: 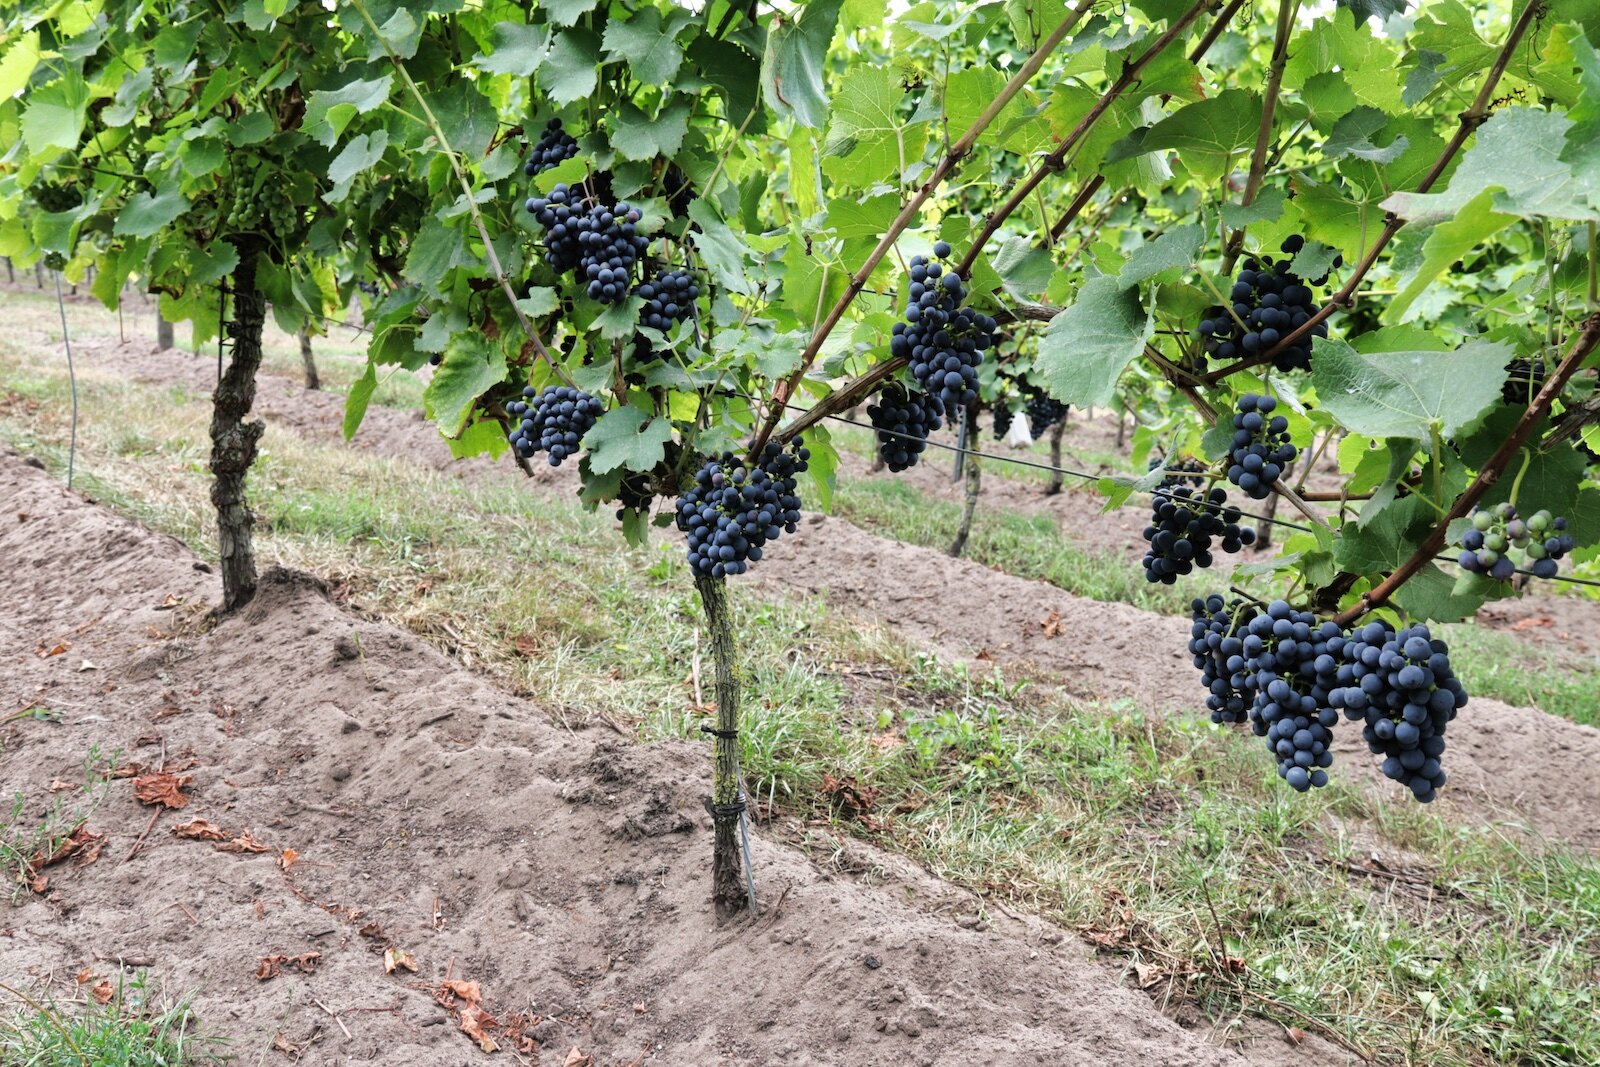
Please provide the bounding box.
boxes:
[1331,312,1600,627]
[1202,0,1543,385]
[771,0,1232,449]
[1219,0,1296,274]
[349,0,573,388]
[952,0,1217,280]
[747,0,1101,459]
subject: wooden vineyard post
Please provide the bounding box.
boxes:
[950,410,982,557]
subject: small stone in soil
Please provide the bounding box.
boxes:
[864,953,882,970]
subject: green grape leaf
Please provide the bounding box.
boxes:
[1310,337,1510,443]
[688,200,757,297]
[544,0,599,28]
[517,288,560,318]
[1386,189,1513,322]
[1476,441,1588,521]
[602,6,693,86]
[1036,275,1155,409]
[593,295,646,341]
[1321,106,1409,163]
[1139,89,1261,183]
[403,216,468,292]
[1117,224,1203,289]
[821,66,927,187]
[1385,108,1600,223]
[762,0,844,129]
[424,338,507,438]
[1333,494,1432,573]
[543,29,604,107]
[584,405,674,474]
[0,31,42,101]
[803,425,839,512]
[447,418,511,461]
[325,130,390,204]
[304,75,393,147]
[1559,29,1600,212]
[1336,0,1410,23]
[189,241,240,286]
[471,22,550,77]
[20,77,89,152]
[1396,562,1490,623]
[1220,188,1286,230]
[113,188,189,238]
[344,360,379,441]
[991,234,1055,300]
[610,99,691,161]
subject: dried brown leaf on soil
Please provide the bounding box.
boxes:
[47,778,72,791]
[1040,610,1063,637]
[291,952,321,973]
[30,826,105,873]
[271,1033,300,1059]
[132,771,192,809]
[383,947,417,974]
[460,1004,500,1053]
[216,830,269,853]
[563,1048,593,1067]
[74,967,94,984]
[90,980,114,1005]
[36,642,68,657]
[511,633,538,655]
[821,773,879,814]
[171,818,228,841]
[278,848,300,870]
[257,955,287,980]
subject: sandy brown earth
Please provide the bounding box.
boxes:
[0,450,1350,1067]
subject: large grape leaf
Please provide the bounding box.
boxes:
[1310,337,1509,443]
[304,76,392,148]
[1559,30,1600,213]
[20,77,89,152]
[113,188,189,238]
[1385,189,1513,323]
[1333,495,1432,573]
[820,66,926,187]
[610,99,691,161]
[602,7,694,86]
[542,29,603,107]
[1036,275,1155,409]
[1137,89,1260,183]
[584,405,674,474]
[470,22,550,77]
[1117,224,1202,289]
[762,0,844,129]
[424,339,507,438]
[0,31,42,100]
[1385,108,1600,223]
[1394,562,1491,624]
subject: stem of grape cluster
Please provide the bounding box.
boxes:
[349,0,573,389]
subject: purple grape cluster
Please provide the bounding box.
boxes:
[1240,601,1345,792]
[524,185,649,303]
[524,119,579,177]
[1025,391,1068,439]
[1150,454,1208,491]
[676,441,810,578]
[1502,356,1547,404]
[1226,393,1296,500]
[991,403,1014,441]
[1458,502,1575,581]
[890,243,998,413]
[868,383,944,472]
[507,385,604,467]
[1141,485,1256,584]
[1198,235,1337,372]
[1189,594,1259,724]
[1329,622,1466,803]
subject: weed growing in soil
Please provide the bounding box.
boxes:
[0,972,226,1066]
[0,744,116,903]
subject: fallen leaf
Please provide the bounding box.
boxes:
[290,952,320,973]
[821,773,878,814]
[460,1004,500,1053]
[37,642,69,658]
[1040,610,1063,638]
[74,967,94,984]
[215,831,269,854]
[172,819,228,841]
[31,826,105,870]
[77,660,98,672]
[383,947,418,974]
[271,1032,299,1056]
[133,772,193,809]
[90,980,114,1005]
[278,848,300,870]
[1132,961,1164,989]
[511,633,539,655]
[1285,1026,1306,1046]
[257,955,287,980]
[563,1048,593,1067]
[156,593,184,611]
[110,762,147,780]
[47,779,73,792]
[443,979,483,1005]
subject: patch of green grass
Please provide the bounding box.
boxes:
[1442,624,1600,728]
[5,352,1600,1064]
[831,473,1200,614]
[0,744,116,904]
[0,972,227,1066]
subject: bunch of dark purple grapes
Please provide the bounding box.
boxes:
[524,119,579,177]
[890,242,998,413]
[524,184,649,303]
[868,383,944,472]
[1198,235,1339,372]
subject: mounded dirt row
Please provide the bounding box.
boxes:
[0,450,1290,1066]
[86,335,1600,853]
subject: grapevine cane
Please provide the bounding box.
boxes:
[748,0,1101,459]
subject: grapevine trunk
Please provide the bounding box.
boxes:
[694,572,747,919]
[1046,420,1066,495]
[209,242,266,614]
[156,314,173,352]
[299,328,320,391]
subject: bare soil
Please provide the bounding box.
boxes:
[0,450,1335,1067]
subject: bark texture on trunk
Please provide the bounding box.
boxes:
[210,244,267,614]
[1045,419,1066,495]
[299,328,320,390]
[156,315,174,352]
[695,573,748,920]
[950,411,981,557]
